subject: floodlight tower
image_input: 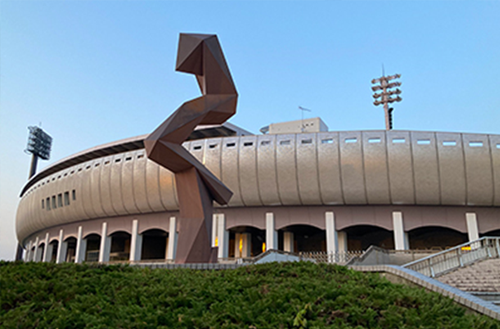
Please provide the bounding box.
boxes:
[15,126,53,260]
[25,126,52,178]
[371,74,402,130]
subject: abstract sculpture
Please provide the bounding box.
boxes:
[144,33,237,263]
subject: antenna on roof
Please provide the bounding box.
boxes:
[298,106,312,133]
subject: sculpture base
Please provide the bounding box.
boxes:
[174,167,214,264]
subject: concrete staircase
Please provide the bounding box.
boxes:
[437,258,500,306]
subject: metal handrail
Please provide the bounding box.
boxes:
[218,250,363,265]
[403,237,500,278]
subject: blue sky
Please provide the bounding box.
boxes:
[1,1,499,260]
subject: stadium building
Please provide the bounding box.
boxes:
[16,117,500,263]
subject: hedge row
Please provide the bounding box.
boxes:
[0,261,498,328]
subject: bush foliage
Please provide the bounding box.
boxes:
[0,261,498,328]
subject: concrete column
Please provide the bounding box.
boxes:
[56,229,67,264]
[326,212,339,262]
[99,222,111,263]
[75,226,86,263]
[129,219,142,262]
[166,217,177,261]
[234,233,251,258]
[33,237,40,262]
[26,240,33,262]
[217,214,229,259]
[466,213,479,242]
[265,212,278,251]
[283,232,294,253]
[212,214,219,248]
[42,233,51,262]
[392,211,408,250]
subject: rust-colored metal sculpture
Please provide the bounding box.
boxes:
[144,33,237,263]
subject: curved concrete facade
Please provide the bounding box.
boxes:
[16,130,500,258]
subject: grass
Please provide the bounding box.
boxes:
[0,261,498,328]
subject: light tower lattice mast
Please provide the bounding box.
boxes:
[371,74,402,130]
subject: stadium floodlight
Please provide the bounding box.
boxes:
[17,125,53,260]
[25,126,52,179]
[371,73,403,130]
[26,126,52,160]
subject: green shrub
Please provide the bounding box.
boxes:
[0,261,498,328]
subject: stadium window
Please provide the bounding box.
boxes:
[46,197,51,210]
[58,175,61,179]
[95,163,100,167]
[125,157,132,161]
[226,142,236,148]
[64,192,70,206]
[58,194,63,207]
[115,158,121,163]
[469,141,483,147]
[52,196,57,209]
[78,168,82,172]
[70,170,75,174]
[86,165,91,170]
[64,173,68,177]
[244,142,253,147]
[368,138,381,143]
[322,139,333,144]
[137,154,144,159]
[41,199,44,209]
[392,138,405,143]
[417,139,431,145]
[443,141,456,146]
[72,190,76,201]
[193,145,202,150]
[301,139,312,144]
[104,161,110,165]
[261,141,270,146]
[345,138,357,143]
[209,144,218,149]
[280,140,290,146]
